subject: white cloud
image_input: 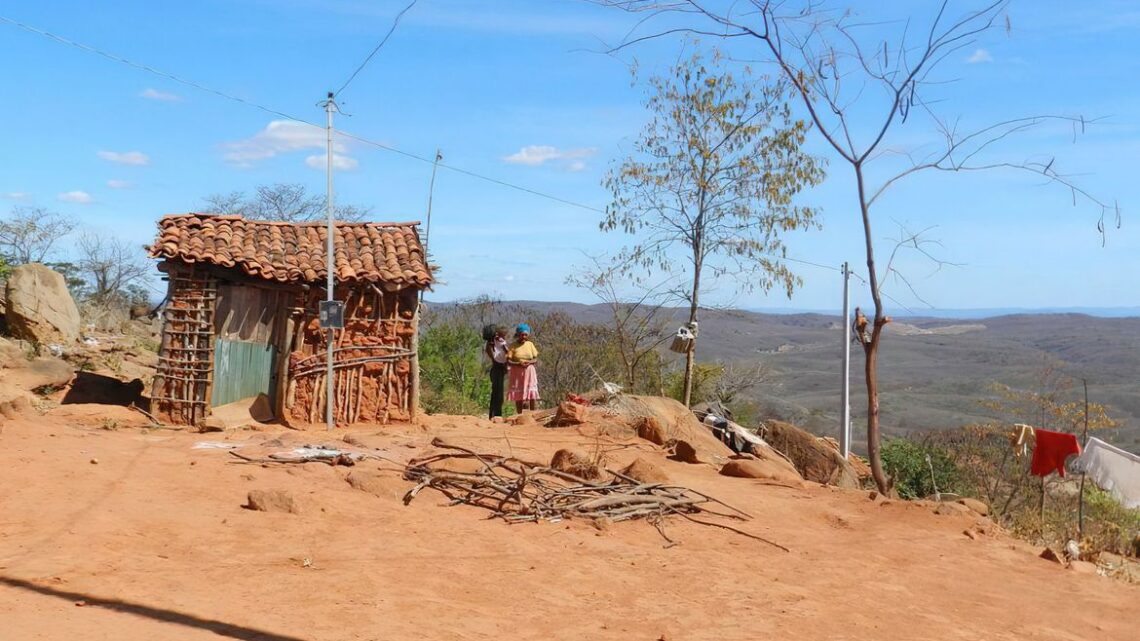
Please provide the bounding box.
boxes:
[304,153,359,171]
[3,191,30,200]
[139,88,182,102]
[97,150,151,166]
[967,48,994,64]
[107,179,133,189]
[224,120,356,169]
[502,145,597,170]
[58,190,94,204]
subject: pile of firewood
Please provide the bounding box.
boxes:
[402,439,788,550]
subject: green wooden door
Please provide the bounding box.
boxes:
[212,338,277,407]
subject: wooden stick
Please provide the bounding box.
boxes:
[668,510,790,552]
[127,403,164,427]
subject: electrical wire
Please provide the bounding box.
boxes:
[0,12,607,215]
[1,12,909,291]
[333,0,418,98]
[0,14,301,125]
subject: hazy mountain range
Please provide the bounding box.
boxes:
[477,301,1140,453]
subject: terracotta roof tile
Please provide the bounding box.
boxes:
[148,213,433,287]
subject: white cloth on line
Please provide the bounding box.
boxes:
[1072,437,1140,509]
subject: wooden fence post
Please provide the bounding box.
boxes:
[409,303,421,422]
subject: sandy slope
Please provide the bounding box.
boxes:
[0,410,1134,641]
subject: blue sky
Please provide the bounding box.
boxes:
[0,0,1136,312]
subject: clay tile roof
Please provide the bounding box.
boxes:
[148,213,433,287]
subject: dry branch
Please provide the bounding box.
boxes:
[401,440,787,550]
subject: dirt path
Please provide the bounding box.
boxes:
[1,411,1134,641]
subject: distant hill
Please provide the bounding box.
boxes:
[458,301,1140,452]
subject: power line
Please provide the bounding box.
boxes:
[333,0,418,98]
[0,14,300,125]
[848,270,919,315]
[335,131,605,213]
[0,12,907,283]
[0,12,607,214]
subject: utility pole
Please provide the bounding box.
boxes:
[840,261,851,459]
[424,148,442,255]
[323,92,337,431]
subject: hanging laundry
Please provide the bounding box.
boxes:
[1030,429,1080,477]
[1010,423,1035,458]
[1072,437,1140,509]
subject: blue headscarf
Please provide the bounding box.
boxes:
[516,323,531,335]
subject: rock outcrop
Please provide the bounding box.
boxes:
[4,264,81,346]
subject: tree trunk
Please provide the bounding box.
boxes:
[855,162,890,493]
[681,260,701,408]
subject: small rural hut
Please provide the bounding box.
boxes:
[147,213,433,427]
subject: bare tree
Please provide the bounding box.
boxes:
[568,256,672,393]
[713,359,777,405]
[602,48,825,407]
[595,0,1118,492]
[0,206,77,264]
[202,183,371,222]
[76,233,150,305]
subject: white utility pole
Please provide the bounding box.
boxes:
[840,261,851,458]
[324,92,336,431]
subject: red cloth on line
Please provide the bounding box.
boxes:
[1030,429,1081,477]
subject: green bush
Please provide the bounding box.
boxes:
[880,438,962,500]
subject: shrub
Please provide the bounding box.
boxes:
[880,438,961,500]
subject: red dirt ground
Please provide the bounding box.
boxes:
[1,409,1135,641]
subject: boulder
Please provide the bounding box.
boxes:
[608,395,733,461]
[719,458,803,484]
[764,419,864,487]
[551,401,589,426]
[4,264,81,345]
[956,498,989,516]
[666,439,701,464]
[620,457,669,484]
[550,448,602,479]
[245,489,298,514]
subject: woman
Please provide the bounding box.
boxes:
[484,325,509,419]
[507,323,540,413]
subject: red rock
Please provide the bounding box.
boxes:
[719,459,802,484]
[552,401,589,426]
[245,489,298,514]
[636,417,667,445]
[621,457,669,484]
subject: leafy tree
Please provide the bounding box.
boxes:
[202,183,370,222]
[418,321,489,415]
[0,206,76,264]
[602,49,824,407]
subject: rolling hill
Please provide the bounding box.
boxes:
[497,302,1140,452]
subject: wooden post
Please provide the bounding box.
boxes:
[409,302,421,422]
[275,313,296,425]
[1078,378,1090,540]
